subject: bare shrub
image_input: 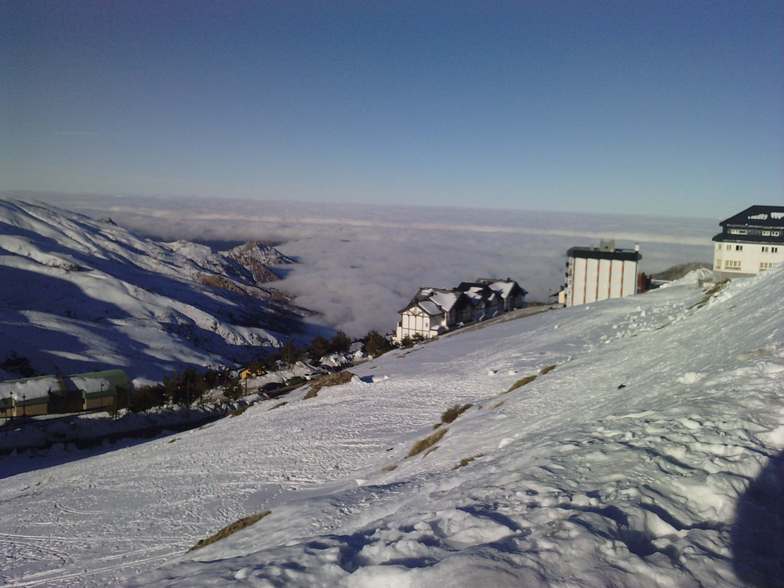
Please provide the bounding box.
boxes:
[304,371,354,400]
[408,428,448,458]
[189,511,271,552]
[505,374,537,394]
[454,454,484,470]
[441,403,472,424]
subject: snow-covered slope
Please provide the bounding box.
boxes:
[2,265,783,586]
[0,199,308,383]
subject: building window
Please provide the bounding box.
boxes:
[726,244,732,251]
[762,246,769,253]
[730,229,748,235]
[724,260,741,270]
[773,247,779,253]
[735,245,743,251]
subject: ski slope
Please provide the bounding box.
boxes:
[0,200,307,383]
[2,267,783,586]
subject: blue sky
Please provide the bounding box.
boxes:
[1,1,782,217]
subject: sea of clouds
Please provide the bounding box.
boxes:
[15,192,716,337]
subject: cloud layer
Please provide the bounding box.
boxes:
[14,193,716,337]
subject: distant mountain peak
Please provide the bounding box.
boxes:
[0,199,312,382]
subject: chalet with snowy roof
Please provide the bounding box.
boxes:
[712,205,784,279]
[561,240,641,307]
[394,288,469,342]
[394,279,527,342]
[467,278,528,312]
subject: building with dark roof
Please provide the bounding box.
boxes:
[561,240,641,307]
[393,279,527,342]
[712,205,784,279]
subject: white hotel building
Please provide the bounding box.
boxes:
[561,240,641,307]
[713,205,784,280]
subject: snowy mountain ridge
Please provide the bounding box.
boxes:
[0,199,309,383]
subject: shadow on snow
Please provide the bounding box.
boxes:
[731,450,784,587]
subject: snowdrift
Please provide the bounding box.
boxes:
[137,267,784,587]
[2,262,783,587]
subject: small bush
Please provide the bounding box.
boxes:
[129,384,167,412]
[163,368,208,406]
[280,340,303,365]
[329,330,352,353]
[304,370,354,400]
[441,403,472,424]
[408,428,448,458]
[223,378,245,401]
[204,367,234,389]
[454,454,484,470]
[189,511,271,552]
[539,364,557,375]
[307,336,331,362]
[364,331,393,358]
[505,374,537,394]
[399,336,414,349]
[691,280,729,310]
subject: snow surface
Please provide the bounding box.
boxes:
[2,266,784,586]
[0,200,310,383]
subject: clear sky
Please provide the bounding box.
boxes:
[1,1,782,216]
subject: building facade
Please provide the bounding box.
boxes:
[712,205,784,280]
[562,241,641,307]
[394,279,527,342]
[0,370,131,419]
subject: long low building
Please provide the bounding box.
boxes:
[0,370,131,418]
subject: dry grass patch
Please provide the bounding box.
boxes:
[690,280,728,310]
[408,428,448,458]
[539,364,557,375]
[454,454,484,470]
[492,400,505,409]
[269,401,287,410]
[441,403,473,424]
[505,374,537,394]
[381,464,398,472]
[304,371,354,400]
[189,511,271,552]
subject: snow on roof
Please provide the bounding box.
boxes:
[429,290,459,312]
[0,370,130,401]
[417,300,444,316]
[488,280,515,298]
[0,375,60,401]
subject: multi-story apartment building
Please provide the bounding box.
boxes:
[713,205,784,280]
[561,240,641,307]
